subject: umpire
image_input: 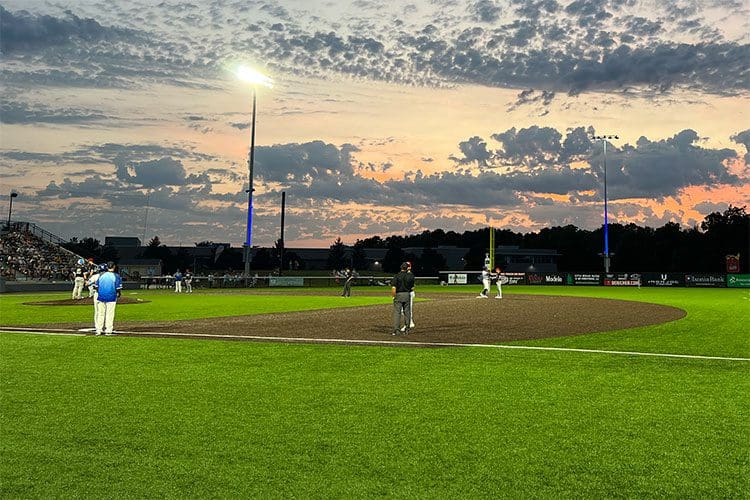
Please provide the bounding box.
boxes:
[391,262,415,335]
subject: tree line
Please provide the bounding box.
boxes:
[63,206,748,275]
[346,205,749,274]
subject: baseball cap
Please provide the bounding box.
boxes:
[400,262,409,270]
[99,263,108,272]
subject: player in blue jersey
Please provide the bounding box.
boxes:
[93,262,122,336]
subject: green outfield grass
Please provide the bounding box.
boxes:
[0,290,389,325]
[1,287,748,497]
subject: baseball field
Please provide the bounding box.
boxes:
[1,285,748,497]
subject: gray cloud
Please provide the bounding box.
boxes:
[0,100,109,125]
[1,2,747,100]
[254,140,359,184]
[731,129,750,163]
[471,0,502,23]
[0,5,131,53]
[116,157,190,188]
[600,129,740,198]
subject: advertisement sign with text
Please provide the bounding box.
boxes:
[527,273,565,285]
[569,273,601,285]
[447,273,468,285]
[727,274,750,288]
[685,274,726,288]
[603,273,641,286]
[503,272,526,285]
[642,273,685,287]
[269,277,304,287]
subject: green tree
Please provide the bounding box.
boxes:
[327,237,348,270]
[383,246,404,273]
[414,247,447,275]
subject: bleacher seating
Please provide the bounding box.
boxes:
[0,226,81,281]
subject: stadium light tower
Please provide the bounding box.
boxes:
[6,191,18,229]
[591,134,619,273]
[236,65,273,279]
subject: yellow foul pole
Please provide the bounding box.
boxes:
[489,226,495,269]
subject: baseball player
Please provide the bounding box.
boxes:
[477,266,490,298]
[184,269,193,293]
[174,269,183,293]
[391,262,415,335]
[71,260,85,299]
[341,268,354,297]
[401,261,416,331]
[493,266,503,299]
[92,262,122,336]
[87,263,107,332]
[85,258,98,298]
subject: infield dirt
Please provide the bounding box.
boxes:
[30,292,686,344]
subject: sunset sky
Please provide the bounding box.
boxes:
[1,0,748,247]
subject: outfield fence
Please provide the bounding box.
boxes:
[2,271,748,293]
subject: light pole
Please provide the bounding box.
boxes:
[591,134,618,273]
[236,66,273,280]
[6,191,18,229]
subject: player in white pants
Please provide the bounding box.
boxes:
[72,266,85,299]
[174,270,183,293]
[493,266,503,298]
[93,262,122,336]
[477,266,490,298]
[401,262,416,331]
[87,264,105,331]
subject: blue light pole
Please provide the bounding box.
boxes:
[591,134,618,273]
[236,66,272,280]
[246,86,257,248]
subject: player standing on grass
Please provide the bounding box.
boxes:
[71,260,85,300]
[184,269,193,293]
[93,262,122,336]
[174,269,183,293]
[341,268,354,297]
[87,263,105,331]
[391,262,415,335]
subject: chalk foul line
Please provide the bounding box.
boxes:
[0,326,747,362]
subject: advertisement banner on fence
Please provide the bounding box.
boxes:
[685,274,726,288]
[269,277,304,287]
[642,273,685,287]
[446,273,468,284]
[727,274,750,288]
[503,272,526,285]
[527,273,565,285]
[603,273,641,286]
[568,273,601,285]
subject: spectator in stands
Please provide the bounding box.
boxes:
[0,228,81,281]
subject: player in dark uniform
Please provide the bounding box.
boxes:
[492,266,504,298]
[391,262,415,335]
[341,268,354,297]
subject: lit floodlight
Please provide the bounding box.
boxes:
[236,65,273,87]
